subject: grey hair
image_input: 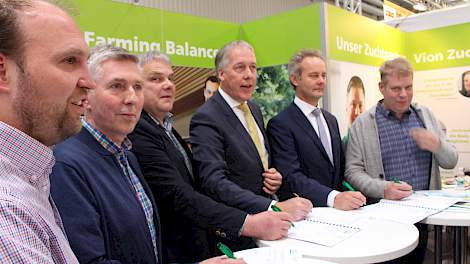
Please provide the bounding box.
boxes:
[88,44,139,80]
[379,57,413,86]
[215,40,254,72]
[138,49,171,68]
[287,49,324,80]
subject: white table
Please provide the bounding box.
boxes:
[419,196,470,263]
[234,247,338,264]
[257,208,419,264]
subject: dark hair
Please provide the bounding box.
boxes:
[205,75,219,84]
[460,70,470,96]
[347,76,365,96]
[0,0,31,62]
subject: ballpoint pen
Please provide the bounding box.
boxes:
[342,181,356,192]
[217,242,236,259]
[343,181,367,206]
[271,204,295,227]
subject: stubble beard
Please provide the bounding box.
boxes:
[12,66,82,146]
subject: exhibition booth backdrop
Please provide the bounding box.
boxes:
[72,0,470,171]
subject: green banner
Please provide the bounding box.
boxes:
[240,4,322,67]
[326,5,405,66]
[73,0,239,68]
[406,23,470,70]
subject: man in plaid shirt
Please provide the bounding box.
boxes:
[0,0,94,262]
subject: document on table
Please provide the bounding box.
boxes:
[288,208,376,247]
[234,247,336,264]
[358,194,461,224]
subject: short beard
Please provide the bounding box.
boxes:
[12,63,81,146]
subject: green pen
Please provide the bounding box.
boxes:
[271,205,295,227]
[217,242,236,259]
[342,181,356,192]
[392,178,401,184]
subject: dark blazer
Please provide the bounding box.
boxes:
[190,92,273,251]
[267,102,344,206]
[50,128,162,264]
[190,92,272,213]
[128,111,247,263]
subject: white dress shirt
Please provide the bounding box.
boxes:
[218,88,277,209]
[293,97,339,208]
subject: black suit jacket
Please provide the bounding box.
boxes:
[190,92,273,250]
[129,111,247,262]
[267,103,344,206]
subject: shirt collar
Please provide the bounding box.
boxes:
[81,118,132,155]
[218,87,244,109]
[148,112,174,133]
[294,96,320,117]
[377,100,412,119]
[0,121,55,178]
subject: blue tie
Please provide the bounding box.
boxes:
[313,108,333,164]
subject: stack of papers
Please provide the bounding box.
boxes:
[358,194,461,224]
[288,208,376,247]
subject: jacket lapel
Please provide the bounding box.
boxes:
[213,92,263,166]
[290,104,333,166]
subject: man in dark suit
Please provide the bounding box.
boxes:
[129,51,292,263]
[267,49,366,210]
[190,41,313,250]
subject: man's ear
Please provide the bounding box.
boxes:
[0,53,13,93]
[378,81,385,95]
[290,74,299,87]
[0,53,8,83]
[217,69,225,82]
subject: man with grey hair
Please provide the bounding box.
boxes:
[345,57,458,263]
[190,41,313,251]
[130,50,295,263]
[0,0,93,262]
[267,49,366,210]
[50,45,162,264]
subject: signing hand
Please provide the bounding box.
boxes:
[275,197,313,221]
[333,191,366,210]
[200,256,247,264]
[384,181,412,200]
[241,211,292,240]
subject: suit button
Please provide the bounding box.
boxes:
[220,232,227,238]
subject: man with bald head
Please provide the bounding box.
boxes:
[0,0,93,262]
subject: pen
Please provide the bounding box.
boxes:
[342,181,356,192]
[392,178,401,184]
[343,181,366,206]
[271,205,295,227]
[293,192,300,197]
[217,242,236,259]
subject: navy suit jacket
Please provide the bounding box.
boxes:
[128,111,247,262]
[51,128,162,264]
[190,92,272,250]
[267,103,344,206]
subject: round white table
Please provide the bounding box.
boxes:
[420,203,470,264]
[415,189,470,264]
[257,209,419,264]
[234,247,338,264]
